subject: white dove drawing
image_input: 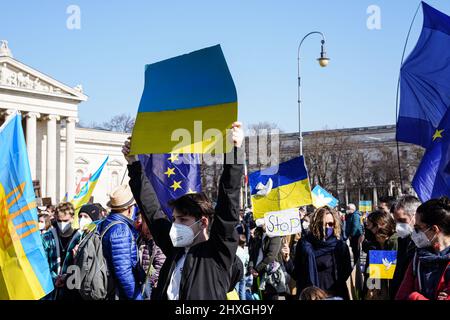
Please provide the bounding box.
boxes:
[255,178,273,196]
[382,258,397,271]
[313,189,333,207]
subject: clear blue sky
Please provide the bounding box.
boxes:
[1,0,449,133]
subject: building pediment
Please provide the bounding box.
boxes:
[75,157,90,165]
[0,56,87,101]
[107,159,124,167]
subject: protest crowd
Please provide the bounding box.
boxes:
[2,3,450,302]
[31,122,450,301]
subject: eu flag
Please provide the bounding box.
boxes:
[138,154,202,219]
[413,108,450,201]
[397,2,450,149]
[0,114,54,299]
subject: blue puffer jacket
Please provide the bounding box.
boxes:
[99,212,144,300]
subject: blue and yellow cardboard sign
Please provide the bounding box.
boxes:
[359,200,372,212]
[369,250,397,279]
[131,44,237,154]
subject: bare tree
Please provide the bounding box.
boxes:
[303,128,350,195]
[247,121,284,133]
[102,114,135,133]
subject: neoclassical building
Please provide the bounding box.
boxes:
[0,41,129,207]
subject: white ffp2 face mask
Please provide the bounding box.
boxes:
[79,217,92,230]
[38,222,46,231]
[57,220,74,237]
[411,227,434,248]
[396,222,413,238]
[169,220,202,248]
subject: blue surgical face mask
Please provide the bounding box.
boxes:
[326,227,334,239]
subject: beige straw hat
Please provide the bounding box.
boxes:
[107,184,136,211]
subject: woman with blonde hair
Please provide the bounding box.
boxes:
[293,206,352,299]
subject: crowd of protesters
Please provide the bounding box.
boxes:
[36,123,450,300]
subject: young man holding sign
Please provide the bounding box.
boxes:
[121,122,244,300]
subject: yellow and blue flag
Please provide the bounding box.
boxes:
[138,154,201,219]
[0,114,54,299]
[130,44,237,155]
[397,2,450,149]
[71,156,108,228]
[249,156,312,219]
[369,250,397,280]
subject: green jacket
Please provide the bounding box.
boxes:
[41,228,81,299]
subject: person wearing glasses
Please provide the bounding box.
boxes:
[293,206,352,300]
[396,197,450,300]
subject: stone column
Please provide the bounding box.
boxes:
[25,112,40,180]
[2,108,17,122]
[65,117,77,199]
[46,114,60,203]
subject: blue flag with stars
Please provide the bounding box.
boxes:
[397,2,450,149]
[138,154,202,218]
[413,108,450,202]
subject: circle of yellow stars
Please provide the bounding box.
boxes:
[164,154,196,194]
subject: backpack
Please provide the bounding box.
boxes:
[73,220,127,300]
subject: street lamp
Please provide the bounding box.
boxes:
[298,31,330,156]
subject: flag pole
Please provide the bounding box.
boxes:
[395,1,421,195]
[120,167,129,185]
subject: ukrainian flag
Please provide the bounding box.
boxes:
[369,250,397,280]
[249,156,313,219]
[130,44,237,155]
[0,114,54,299]
[71,156,108,228]
[359,200,372,213]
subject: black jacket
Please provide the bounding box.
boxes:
[127,149,243,300]
[391,235,416,297]
[294,233,352,299]
[248,228,282,274]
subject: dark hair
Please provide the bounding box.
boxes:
[368,210,396,238]
[169,192,214,221]
[379,196,396,209]
[93,203,108,215]
[416,197,450,235]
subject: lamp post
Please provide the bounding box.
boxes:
[297,31,330,156]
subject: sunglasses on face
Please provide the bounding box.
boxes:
[325,222,335,227]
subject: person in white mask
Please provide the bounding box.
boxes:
[38,212,52,234]
[396,197,450,300]
[41,202,81,300]
[122,121,244,300]
[391,195,421,297]
[78,204,102,230]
